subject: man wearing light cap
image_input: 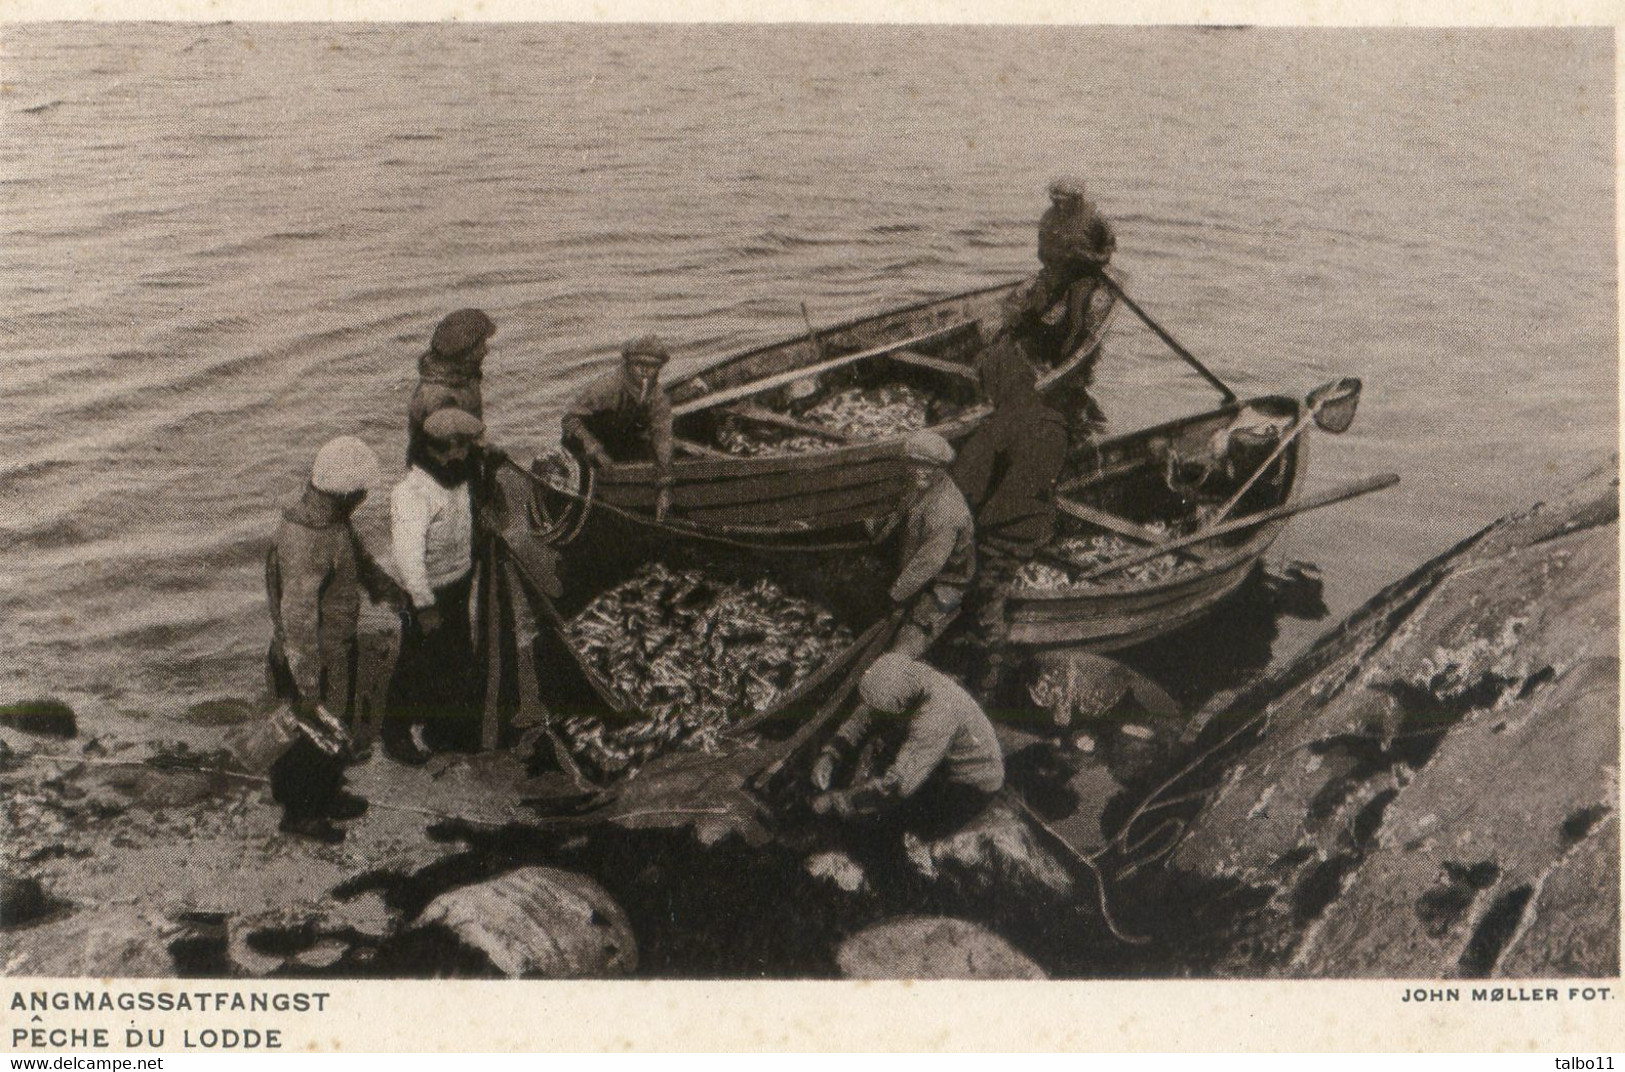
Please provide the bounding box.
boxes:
[873,430,976,658]
[266,436,406,842]
[385,407,485,762]
[811,653,1004,832]
[408,308,496,457]
[999,178,1117,436]
[561,335,677,521]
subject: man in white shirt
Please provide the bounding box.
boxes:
[383,407,485,763]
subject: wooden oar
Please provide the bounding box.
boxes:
[1053,496,1166,545]
[887,349,981,382]
[1076,473,1400,582]
[727,402,854,443]
[1095,271,1237,404]
[671,320,976,417]
[1056,457,1151,496]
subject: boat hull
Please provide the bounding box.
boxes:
[583,279,1116,537]
[1004,397,1308,651]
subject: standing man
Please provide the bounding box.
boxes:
[266,436,404,843]
[1001,177,1117,436]
[811,653,1004,835]
[408,308,496,457]
[952,346,1069,693]
[875,431,976,658]
[385,407,485,762]
[560,335,676,521]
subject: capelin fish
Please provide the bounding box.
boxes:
[561,563,854,780]
[1011,532,1193,593]
[715,383,936,457]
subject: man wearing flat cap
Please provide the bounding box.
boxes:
[810,653,1004,834]
[999,178,1117,437]
[561,335,677,521]
[870,431,976,658]
[384,407,486,762]
[408,308,496,459]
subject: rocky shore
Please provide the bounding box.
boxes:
[3,461,1616,979]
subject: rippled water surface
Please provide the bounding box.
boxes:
[0,24,1614,715]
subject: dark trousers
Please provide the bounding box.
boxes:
[892,779,998,840]
[384,571,477,752]
[269,737,346,822]
[265,643,354,821]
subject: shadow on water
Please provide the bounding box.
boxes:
[1117,559,1328,713]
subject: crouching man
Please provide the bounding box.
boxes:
[266,436,406,843]
[811,653,1005,837]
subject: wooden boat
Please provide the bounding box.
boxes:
[565,278,1118,537]
[1005,394,1309,651]
[495,382,1380,779]
[517,393,1316,694]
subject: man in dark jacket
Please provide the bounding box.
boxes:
[408,308,496,457]
[952,345,1069,693]
[266,436,406,843]
[560,335,677,520]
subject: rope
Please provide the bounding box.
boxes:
[12,753,722,831]
[1009,794,1149,946]
[502,457,876,555]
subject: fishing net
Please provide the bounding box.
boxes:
[716,384,933,456]
[561,563,854,780]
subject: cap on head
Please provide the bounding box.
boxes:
[901,430,955,467]
[859,653,923,713]
[621,335,671,367]
[310,436,381,495]
[431,309,497,359]
[1048,176,1087,202]
[422,407,486,444]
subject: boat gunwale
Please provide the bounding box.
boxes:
[596,404,996,486]
[661,278,1021,404]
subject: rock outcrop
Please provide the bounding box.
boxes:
[1163,461,1619,978]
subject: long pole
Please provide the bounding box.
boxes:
[1077,472,1400,582]
[1096,272,1237,404]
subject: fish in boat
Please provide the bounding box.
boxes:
[1003,394,1310,651]
[546,277,1119,539]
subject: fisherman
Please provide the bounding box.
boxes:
[952,344,1069,693]
[265,436,406,843]
[407,308,496,458]
[1000,177,1117,437]
[560,335,677,521]
[810,653,1004,835]
[384,407,486,763]
[873,431,976,658]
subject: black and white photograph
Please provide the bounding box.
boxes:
[0,17,1616,1001]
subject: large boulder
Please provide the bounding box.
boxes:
[837,916,1047,979]
[1167,462,1618,977]
[406,866,637,978]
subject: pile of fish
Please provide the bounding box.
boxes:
[1012,528,1194,593]
[560,563,854,779]
[717,383,933,456]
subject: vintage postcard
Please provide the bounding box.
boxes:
[0,2,1619,1053]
